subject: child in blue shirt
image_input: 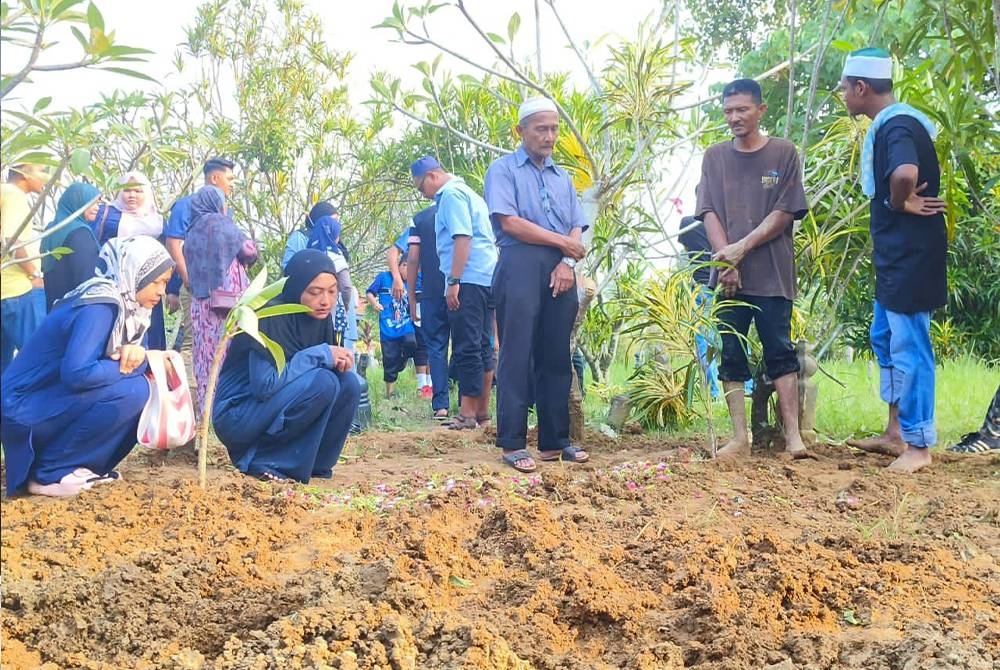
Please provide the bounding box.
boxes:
[366,259,429,398]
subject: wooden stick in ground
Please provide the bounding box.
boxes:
[198,333,232,488]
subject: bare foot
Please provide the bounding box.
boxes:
[715,439,751,461]
[886,446,932,474]
[846,434,906,457]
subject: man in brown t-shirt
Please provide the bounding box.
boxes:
[695,78,810,460]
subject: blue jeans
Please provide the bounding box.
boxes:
[694,286,721,398]
[870,301,936,447]
[420,295,452,412]
[1,287,46,376]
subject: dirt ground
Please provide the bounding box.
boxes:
[2,426,998,670]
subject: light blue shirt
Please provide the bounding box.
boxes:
[282,229,309,270]
[433,176,497,291]
[393,228,409,254]
[483,145,584,247]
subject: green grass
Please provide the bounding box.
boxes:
[812,355,995,447]
[359,353,996,450]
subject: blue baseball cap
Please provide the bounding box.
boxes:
[410,156,442,178]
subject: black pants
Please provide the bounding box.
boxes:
[494,244,578,451]
[717,294,799,382]
[381,335,428,383]
[446,283,495,398]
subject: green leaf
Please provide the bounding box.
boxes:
[234,305,259,339]
[486,32,506,45]
[507,12,521,42]
[69,148,91,174]
[830,40,855,53]
[50,0,84,20]
[86,1,104,31]
[97,67,156,82]
[448,575,472,588]
[842,609,862,626]
[242,276,287,312]
[33,97,52,113]
[238,267,269,306]
[255,303,313,320]
[70,25,91,53]
[259,331,286,373]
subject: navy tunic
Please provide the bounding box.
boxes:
[212,342,360,482]
[1,302,150,494]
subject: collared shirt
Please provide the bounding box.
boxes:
[163,194,193,240]
[483,145,584,247]
[433,176,497,291]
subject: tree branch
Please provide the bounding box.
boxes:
[390,100,510,155]
[0,22,45,99]
[453,0,598,176]
[672,44,819,112]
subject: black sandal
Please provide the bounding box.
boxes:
[442,414,478,430]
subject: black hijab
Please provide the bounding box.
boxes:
[224,249,337,370]
[304,201,336,232]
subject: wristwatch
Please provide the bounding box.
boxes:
[560,257,577,268]
[882,198,898,212]
[447,276,461,286]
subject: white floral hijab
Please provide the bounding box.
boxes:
[61,235,174,356]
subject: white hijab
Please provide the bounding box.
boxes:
[61,236,174,356]
[112,171,164,238]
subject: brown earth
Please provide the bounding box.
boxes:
[2,427,998,669]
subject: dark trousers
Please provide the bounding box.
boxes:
[717,294,799,382]
[381,334,428,383]
[446,283,495,398]
[494,245,578,452]
[214,368,361,483]
[420,295,451,412]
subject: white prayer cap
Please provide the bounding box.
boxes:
[517,96,558,123]
[842,47,893,80]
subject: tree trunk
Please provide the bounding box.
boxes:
[569,276,597,442]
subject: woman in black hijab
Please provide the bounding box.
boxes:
[212,249,360,482]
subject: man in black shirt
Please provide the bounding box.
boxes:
[403,204,452,420]
[839,48,947,474]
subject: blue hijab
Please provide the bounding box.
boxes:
[307,215,350,261]
[41,183,100,272]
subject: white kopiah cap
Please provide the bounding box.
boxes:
[842,47,893,80]
[517,96,558,123]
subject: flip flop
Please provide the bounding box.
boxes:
[538,445,590,463]
[502,449,537,473]
[476,413,492,427]
[27,468,101,497]
[433,409,450,421]
[87,470,122,485]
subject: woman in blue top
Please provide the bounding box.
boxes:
[1,236,175,497]
[40,182,102,310]
[212,249,360,483]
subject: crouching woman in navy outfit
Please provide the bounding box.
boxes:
[1,236,174,497]
[212,249,360,483]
